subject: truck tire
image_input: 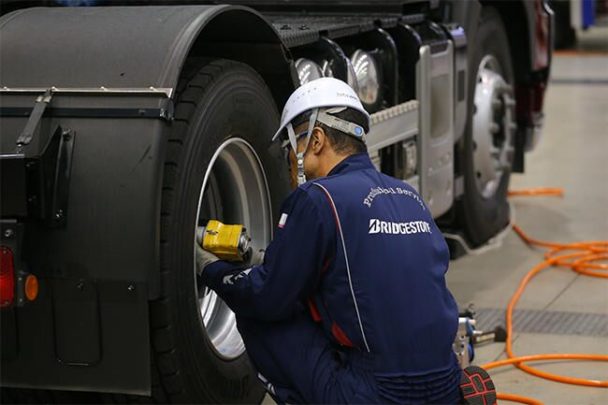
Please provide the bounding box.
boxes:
[460,7,515,246]
[148,59,289,403]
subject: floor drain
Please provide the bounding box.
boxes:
[474,308,608,337]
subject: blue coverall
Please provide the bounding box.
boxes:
[202,153,462,404]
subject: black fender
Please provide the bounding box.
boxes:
[0,5,292,394]
[449,0,536,78]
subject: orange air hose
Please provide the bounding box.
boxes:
[507,187,564,197]
[478,187,608,403]
[496,392,543,405]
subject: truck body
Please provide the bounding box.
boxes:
[0,0,553,402]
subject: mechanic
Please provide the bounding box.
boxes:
[197,78,494,404]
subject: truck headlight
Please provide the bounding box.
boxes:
[295,58,324,85]
[350,49,380,106]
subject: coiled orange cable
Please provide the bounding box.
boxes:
[480,188,608,404]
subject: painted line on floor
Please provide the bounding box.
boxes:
[554,50,608,56]
[550,78,608,85]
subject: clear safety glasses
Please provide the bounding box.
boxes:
[281,130,308,167]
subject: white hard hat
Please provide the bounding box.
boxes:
[272,77,370,142]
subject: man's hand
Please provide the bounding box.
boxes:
[196,244,220,276]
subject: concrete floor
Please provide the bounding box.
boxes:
[447,28,608,404]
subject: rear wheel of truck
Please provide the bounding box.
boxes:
[458,7,516,247]
[149,59,289,403]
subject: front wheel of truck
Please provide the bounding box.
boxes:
[459,7,516,247]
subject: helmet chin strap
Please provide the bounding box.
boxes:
[287,108,319,186]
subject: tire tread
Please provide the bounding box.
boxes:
[149,58,244,403]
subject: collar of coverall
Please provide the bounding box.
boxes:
[326,152,375,177]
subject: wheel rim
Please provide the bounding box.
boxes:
[472,55,516,199]
[194,138,272,360]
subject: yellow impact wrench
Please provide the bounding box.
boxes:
[196,220,251,262]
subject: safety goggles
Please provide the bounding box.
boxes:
[280,130,308,166]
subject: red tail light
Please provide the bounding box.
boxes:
[0,246,16,308]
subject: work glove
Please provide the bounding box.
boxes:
[195,243,220,276]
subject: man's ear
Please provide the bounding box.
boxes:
[311,127,326,155]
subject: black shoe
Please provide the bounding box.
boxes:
[459,366,496,405]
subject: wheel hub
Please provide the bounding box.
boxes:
[472,56,516,199]
[194,138,272,360]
